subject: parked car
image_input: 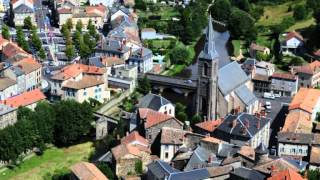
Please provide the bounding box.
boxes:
[274,93,281,98]
[263,92,275,99]
[265,101,271,110]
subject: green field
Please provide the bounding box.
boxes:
[0,142,94,180]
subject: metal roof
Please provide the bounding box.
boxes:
[234,84,257,106]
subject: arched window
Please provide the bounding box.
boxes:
[203,62,209,77]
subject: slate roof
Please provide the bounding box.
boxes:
[13,4,34,13]
[160,127,186,145]
[147,160,179,179]
[0,77,16,91]
[234,84,258,106]
[214,113,271,143]
[0,103,16,116]
[218,61,250,95]
[198,15,218,60]
[184,146,218,171]
[217,143,240,158]
[168,168,210,180]
[231,167,266,180]
[137,93,171,111]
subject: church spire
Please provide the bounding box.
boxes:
[201,15,218,60]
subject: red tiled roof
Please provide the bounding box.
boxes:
[195,119,222,132]
[272,73,296,80]
[289,88,320,113]
[86,4,106,17]
[111,143,150,161]
[51,64,105,81]
[2,42,29,59]
[138,108,182,128]
[71,162,108,180]
[282,110,312,133]
[0,89,46,107]
[57,7,72,14]
[286,31,304,42]
[267,168,305,180]
[14,56,42,74]
[101,56,124,67]
[121,131,149,146]
[293,60,320,75]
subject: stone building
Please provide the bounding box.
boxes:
[0,103,17,129]
[137,108,183,145]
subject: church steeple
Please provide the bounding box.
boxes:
[200,15,218,60]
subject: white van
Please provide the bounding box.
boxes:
[263,92,275,99]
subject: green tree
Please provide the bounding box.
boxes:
[191,115,202,125]
[177,112,188,122]
[87,19,97,38]
[135,160,143,175]
[38,48,46,60]
[79,40,91,59]
[16,27,29,51]
[2,24,10,40]
[73,30,82,50]
[83,32,96,51]
[137,76,151,94]
[75,20,83,33]
[135,0,146,10]
[61,24,70,39]
[66,18,73,30]
[23,16,33,30]
[169,44,191,65]
[97,162,115,180]
[228,8,256,40]
[175,102,188,122]
[306,169,320,180]
[65,44,76,60]
[210,0,232,22]
[293,5,307,21]
[34,102,56,144]
[31,27,42,51]
[54,100,94,145]
[290,56,304,66]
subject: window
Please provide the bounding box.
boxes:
[83,91,87,96]
[148,134,152,140]
[301,83,304,87]
[203,63,209,77]
[165,152,169,159]
[299,149,302,154]
[169,109,172,114]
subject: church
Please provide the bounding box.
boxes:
[196,15,260,120]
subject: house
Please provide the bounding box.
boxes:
[13,57,42,91]
[249,43,270,58]
[137,93,175,117]
[96,39,131,60]
[206,165,233,180]
[0,88,46,110]
[270,73,298,96]
[58,4,108,29]
[90,56,125,75]
[137,108,183,144]
[70,162,108,180]
[194,118,223,136]
[108,65,137,93]
[4,65,26,94]
[10,0,36,26]
[110,6,131,23]
[309,146,320,170]
[49,63,110,103]
[160,127,187,162]
[255,61,275,77]
[147,160,211,180]
[141,28,157,40]
[291,60,320,88]
[267,168,305,180]
[127,47,153,73]
[0,77,18,100]
[0,103,17,129]
[111,142,151,177]
[213,113,271,148]
[217,61,259,117]
[89,0,115,7]
[281,31,304,55]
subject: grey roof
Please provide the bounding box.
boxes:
[198,15,218,60]
[214,113,271,142]
[13,4,34,13]
[0,103,16,116]
[243,58,256,66]
[137,93,171,111]
[89,57,104,68]
[284,158,308,171]
[217,143,240,158]
[110,6,130,16]
[100,39,130,54]
[184,146,219,171]
[218,61,250,95]
[129,47,153,61]
[147,160,179,179]
[231,167,266,180]
[97,151,112,163]
[168,168,210,180]
[234,84,257,106]
[8,66,24,76]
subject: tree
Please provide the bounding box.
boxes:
[293,5,307,21]
[87,19,97,38]
[75,20,83,33]
[65,44,75,60]
[135,0,146,10]
[54,100,94,145]
[2,24,10,40]
[66,18,73,30]
[290,56,304,66]
[175,103,188,122]
[23,16,33,30]
[135,160,143,175]
[31,27,42,51]
[236,0,251,12]
[79,40,91,59]
[228,8,256,40]
[16,27,29,51]
[83,32,96,51]
[169,45,191,65]
[177,112,188,122]
[97,162,115,180]
[137,76,151,94]
[38,48,46,60]
[61,24,70,39]
[306,169,320,180]
[210,0,232,22]
[191,115,202,125]
[73,30,82,49]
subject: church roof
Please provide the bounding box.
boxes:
[198,15,218,60]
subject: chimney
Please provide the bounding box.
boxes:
[257,118,260,129]
[140,48,143,58]
[208,156,211,163]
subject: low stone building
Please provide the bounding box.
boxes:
[0,103,17,129]
[160,127,186,162]
[137,108,183,145]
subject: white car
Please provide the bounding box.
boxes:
[265,101,271,110]
[274,93,281,98]
[263,92,275,99]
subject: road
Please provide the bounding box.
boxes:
[34,0,51,30]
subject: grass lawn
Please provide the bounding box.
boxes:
[137,5,179,20]
[162,64,186,76]
[287,18,315,31]
[0,142,94,180]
